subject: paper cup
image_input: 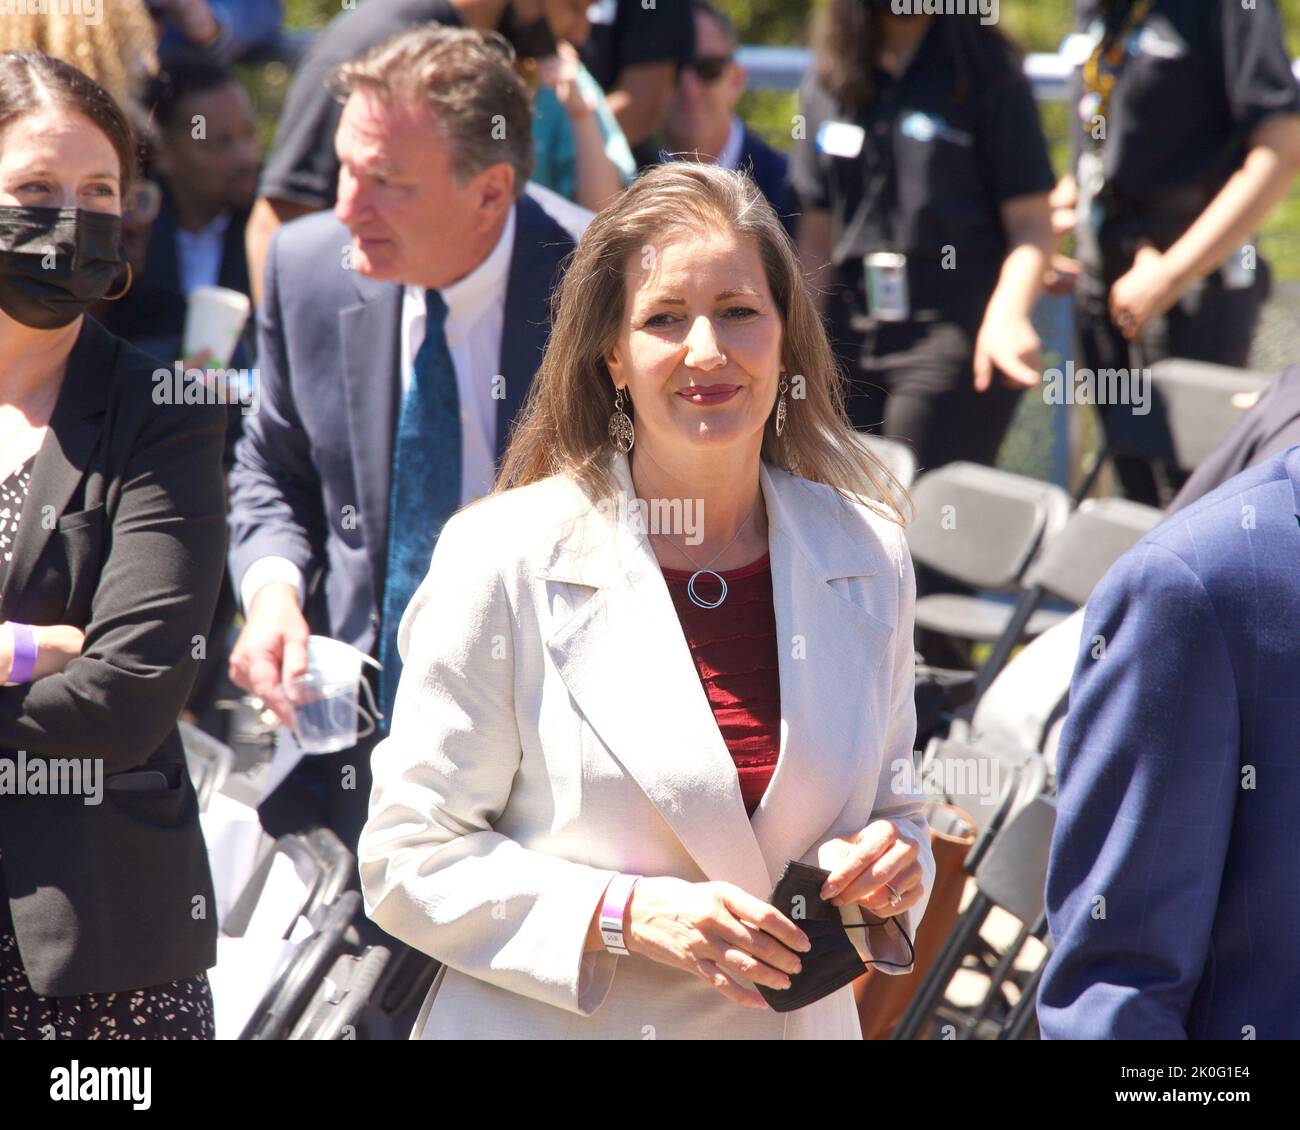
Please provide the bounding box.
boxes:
[183,285,251,367]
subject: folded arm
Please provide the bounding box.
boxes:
[0,402,227,769]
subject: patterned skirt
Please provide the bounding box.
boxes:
[0,851,214,1040]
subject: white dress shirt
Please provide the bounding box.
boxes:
[240,208,518,612]
[176,210,231,296]
[717,116,745,173]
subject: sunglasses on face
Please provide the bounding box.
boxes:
[684,55,733,83]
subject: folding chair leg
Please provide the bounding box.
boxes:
[962,919,1033,1038]
[999,960,1046,1041]
[892,892,992,1041]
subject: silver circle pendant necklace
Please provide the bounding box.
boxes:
[665,496,762,610]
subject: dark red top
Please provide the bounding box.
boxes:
[661,552,781,818]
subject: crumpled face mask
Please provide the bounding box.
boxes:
[756,860,915,1012]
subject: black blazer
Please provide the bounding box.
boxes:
[0,315,227,997]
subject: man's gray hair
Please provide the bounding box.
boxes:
[332,24,534,198]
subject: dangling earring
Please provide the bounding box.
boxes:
[775,373,789,437]
[609,385,635,452]
[103,261,133,302]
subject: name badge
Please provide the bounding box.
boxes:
[864,253,910,322]
[586,0,617,26]
[1134,25,1185,60]
[1060,30,1101,67]
[817,120,866,159]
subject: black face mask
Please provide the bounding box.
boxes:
[0,206,126,330]
[497,4,558,61]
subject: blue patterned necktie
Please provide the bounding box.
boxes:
[378,289,462,731]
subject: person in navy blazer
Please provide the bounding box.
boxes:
[660,2,797,238]
[226,26,574,856]
[1039,445,1300,1040]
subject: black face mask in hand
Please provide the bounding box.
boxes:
[756,860,916,1013]
[0,206,126,330]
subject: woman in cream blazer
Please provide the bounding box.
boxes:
[359,164,935,1040]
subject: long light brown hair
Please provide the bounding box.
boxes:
[491,162,908,524]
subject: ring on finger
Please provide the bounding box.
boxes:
[886,883,902,909]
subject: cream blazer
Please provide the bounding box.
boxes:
[358,449,934,1039]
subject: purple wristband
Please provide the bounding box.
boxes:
[6,623,37,685]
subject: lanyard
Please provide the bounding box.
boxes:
[1079,0,1153,147]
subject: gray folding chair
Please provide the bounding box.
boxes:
[906,462,1071,645]
[918,735,1046,871]
[893,794,1057,1041]
[179,721,235,812]
[853,432,918,490]
[288,946,394,1040]
[241,890,364,1041]
[221,828,354,940]
[1075,358,1272,502]
[962,497,1165,704]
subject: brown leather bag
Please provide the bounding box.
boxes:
[852,804,976,1040]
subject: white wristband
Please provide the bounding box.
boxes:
[599,873,641,957]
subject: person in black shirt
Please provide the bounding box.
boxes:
[790,2,1055,473]
[246,0,593,306]
[1054,0,1300,505]
[579,0,695,168]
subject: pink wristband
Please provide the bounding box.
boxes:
[5,623,37,685]
[599,873,641,956]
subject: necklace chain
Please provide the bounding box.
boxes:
[659,496,762,609]
[664,496,760,574]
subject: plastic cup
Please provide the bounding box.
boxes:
[183,285,251,367]
[284,636,381,755]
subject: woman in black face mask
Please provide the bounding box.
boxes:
[0,51,227,1039]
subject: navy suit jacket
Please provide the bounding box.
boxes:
[737,126,797,239]
[227,194,573,658]
[1039,446,1300,1039]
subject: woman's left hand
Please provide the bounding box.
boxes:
[1109,242,1183,340]
[818,820,925,918]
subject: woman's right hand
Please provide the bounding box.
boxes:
[624,876,812,1008]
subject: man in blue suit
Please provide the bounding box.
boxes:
[227,25,574,852]
[660,1,796,237]
[1039,445,1300,1040]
